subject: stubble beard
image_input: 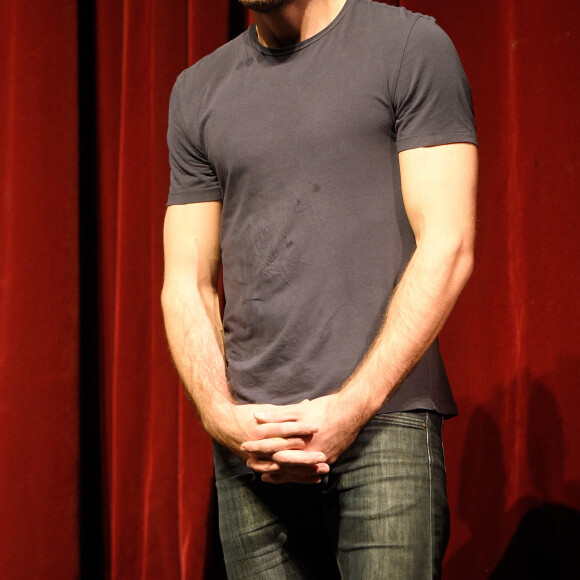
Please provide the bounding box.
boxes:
[238,0,295,14]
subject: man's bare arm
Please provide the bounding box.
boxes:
[162,202,230,428]
[342,142,478,413]
[243,143,478,480]
[161,202,327,475]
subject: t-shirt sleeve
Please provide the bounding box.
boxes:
[166,72,223,206]
[393,16,477,152]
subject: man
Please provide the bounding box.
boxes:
[162,0,477,577]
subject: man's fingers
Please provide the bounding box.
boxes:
[246,457,281,472]
[246,457,328,485]
[249,421,318,441]
[253,400,310,424]
[247,451,328,470]
[254,409,300,423]
[272,449,328,466]
[241,436,307,455]
[246,450,327,469]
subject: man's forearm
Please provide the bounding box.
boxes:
[162,283,234,440]
[241,144,478,477]
[161,203,327,482]
[243,237,473,478]
[162,282,327,476]
[341,235,473,419]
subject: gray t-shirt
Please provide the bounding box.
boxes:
[167,0,477,416]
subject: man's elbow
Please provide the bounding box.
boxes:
[161,274,218,322]
[161,282,178,322]
[457,245,474,288]
[161,278,190,317]
[449,231,475,289]
[422,228,474,290]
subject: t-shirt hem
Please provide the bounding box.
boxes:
[378,397,458,418]
[397,131,478,153]
[167,189,223,206]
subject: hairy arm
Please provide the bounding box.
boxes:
[162,202,230,429]
[341,143,478,414]
[162,202,327,477]
[244,143,478,481]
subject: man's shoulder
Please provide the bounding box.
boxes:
[353,0,435,51]
[364,1,429,30]
[177,31,248,92]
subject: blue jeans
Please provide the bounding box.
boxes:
[214,411,449,579]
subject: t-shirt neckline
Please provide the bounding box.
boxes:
[248,0,355,56]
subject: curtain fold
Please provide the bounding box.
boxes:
[1,0,578,578]
[96,1,231,577]
[0,1,80,577]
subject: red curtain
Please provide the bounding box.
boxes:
[400,0,580,576]
[0,1,80,577]
[1,0,579,578]
[95,1,230,578]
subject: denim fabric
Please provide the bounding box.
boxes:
[214,411,449,579]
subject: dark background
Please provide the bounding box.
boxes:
[1,0,579,577]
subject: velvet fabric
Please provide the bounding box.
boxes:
[0,0,578,578]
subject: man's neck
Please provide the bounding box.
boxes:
[253,0,347,48]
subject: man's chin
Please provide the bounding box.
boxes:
[238,0,293,14]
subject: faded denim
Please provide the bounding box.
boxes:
[214,411,449,579]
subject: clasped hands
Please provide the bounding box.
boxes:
[226,393,365,484]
